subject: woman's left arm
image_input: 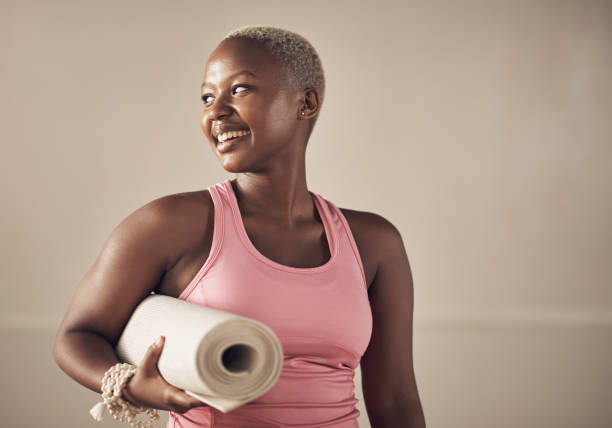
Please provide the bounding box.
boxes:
[360,217,426,428]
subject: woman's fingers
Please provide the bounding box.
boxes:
[139,336,165,377]
[126,335,209,413]
[184,394,208,409]
[165,386,209,412]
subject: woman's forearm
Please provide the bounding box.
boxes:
[53,330,120,394]
[367,398,426,428]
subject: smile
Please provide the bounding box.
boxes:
[217,129,250,143]
[216,130,250,153]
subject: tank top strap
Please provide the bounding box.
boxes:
[177,182,227,300]
[315,197,368,290]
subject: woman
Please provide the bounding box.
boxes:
[53,26,425,428]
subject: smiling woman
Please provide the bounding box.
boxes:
[200,30,323,172]
[53,26,425,428]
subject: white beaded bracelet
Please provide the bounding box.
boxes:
[89,362,160,428]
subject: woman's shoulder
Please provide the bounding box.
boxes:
[141,188,213,227]
[147,188,212,214]
[337,207,403,288]
[338,207,400,240]
[131,188,214,266]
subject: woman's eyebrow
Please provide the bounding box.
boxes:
[201,70,258,90]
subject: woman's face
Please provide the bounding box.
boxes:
[200,39,303,172]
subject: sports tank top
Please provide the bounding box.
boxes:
[167,179,373,428]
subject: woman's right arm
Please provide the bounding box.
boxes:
[53,196,207,413]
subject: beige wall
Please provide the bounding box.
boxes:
[2,0,611,427]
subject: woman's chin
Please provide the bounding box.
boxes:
[219,157,250,173]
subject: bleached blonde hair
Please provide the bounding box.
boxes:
[222,26,325,107]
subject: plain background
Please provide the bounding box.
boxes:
[2,0,611,427]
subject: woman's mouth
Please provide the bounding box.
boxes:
[216,129,250,153]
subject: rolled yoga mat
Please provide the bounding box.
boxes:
[114,294,284,413]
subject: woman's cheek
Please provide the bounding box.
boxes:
[200,111,209,134]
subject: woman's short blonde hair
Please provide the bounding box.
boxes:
[222,26,325,106]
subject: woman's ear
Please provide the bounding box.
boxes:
[298,88,321,119]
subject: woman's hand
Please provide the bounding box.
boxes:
[122,336,209,414]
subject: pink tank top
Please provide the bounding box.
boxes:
[167,179,373,428]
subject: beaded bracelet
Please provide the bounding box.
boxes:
[89,362,160,428]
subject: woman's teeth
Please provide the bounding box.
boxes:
[217,129,250,143]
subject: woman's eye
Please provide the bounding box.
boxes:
[201,85,249,105]
[232,85,249,94]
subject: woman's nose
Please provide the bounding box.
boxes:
[208,96,233,120]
